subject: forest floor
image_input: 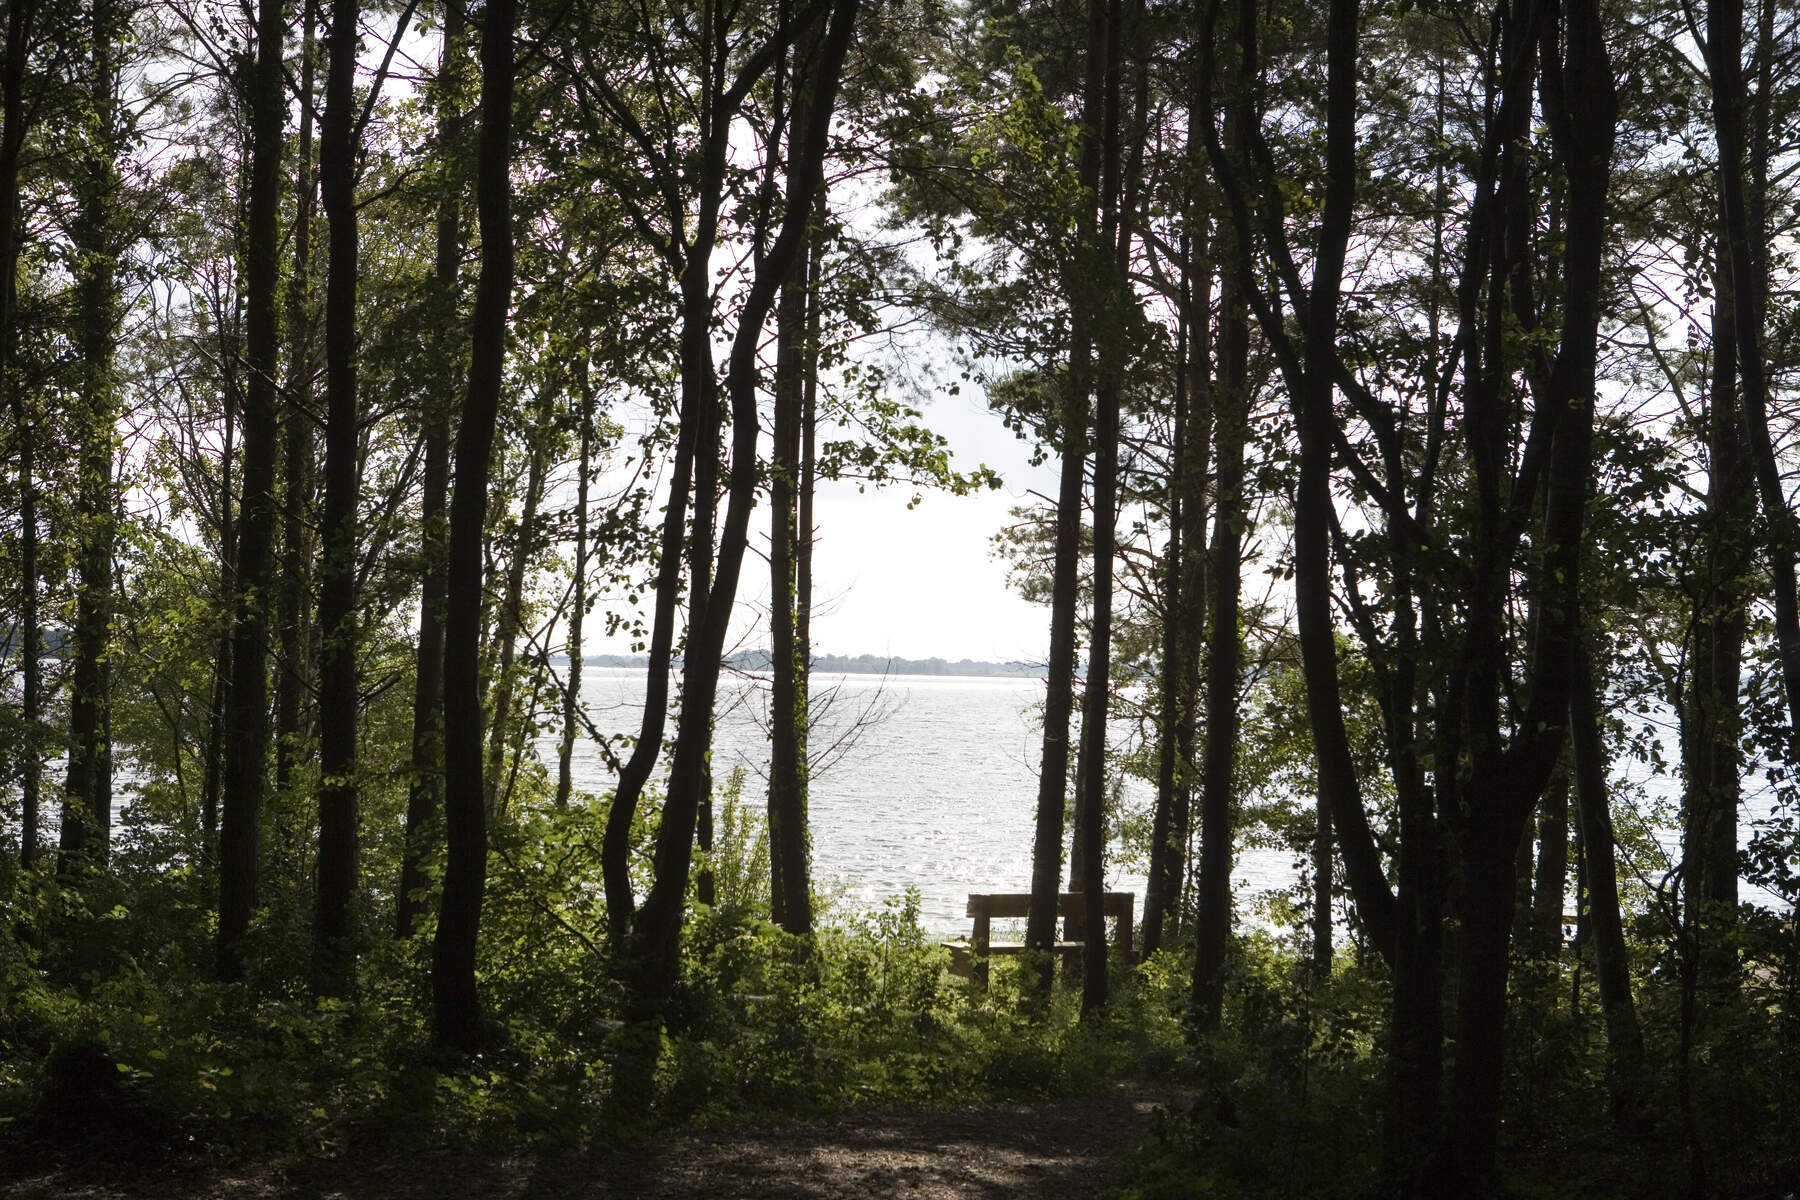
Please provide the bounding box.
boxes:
[0,1078,1190,1200]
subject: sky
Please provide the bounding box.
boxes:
[800,389,1059,663]
[587,377,1062,666]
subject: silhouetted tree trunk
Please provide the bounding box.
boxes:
[201,365,237,861]
[275,0,318,801]
[482,402,550,818]
[313,0,363,998]
[1025,0,1107,1003]
[768,197,815,937]
[1708,0,1800,747]
[434,0,515,1051]
[398,0,462,936]
[215,0,284,966]
[1571,636,1645,1122]
[619,0,858,1054]
[1142,123,1212,957]
[1443,7,1615,1188]
[0,0,33,871]
[60,0,121,871]
[1530,759,1569,955]
[1191,201,1245,1029]
[556,355,593,811]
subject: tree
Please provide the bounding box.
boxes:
[59,0,125,871]
[215,0,285,975]
[434,0,517,1051]
[312,0,363,998]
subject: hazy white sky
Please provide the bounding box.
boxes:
[799,391,1058,663]
[582,373,1060,665]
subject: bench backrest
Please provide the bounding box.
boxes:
[966,892,1132,920]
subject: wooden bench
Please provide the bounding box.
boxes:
[943,892,1135,988]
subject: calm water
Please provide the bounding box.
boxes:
[545,668,1297,935]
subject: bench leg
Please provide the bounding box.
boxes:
[973,912,990,990]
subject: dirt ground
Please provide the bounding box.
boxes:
[0,1080,1191,1200]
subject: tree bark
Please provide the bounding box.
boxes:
[1708,0,1800,747]
[275,0,319,801]
[433,0,516,1051]
[313,0,363,999]
[60,0,121,871]
[1530,758,1570,955]
[768,194,816,937]
[1142,123,1212,958]
[556,355,594,810]
[1191,215,1245,1029]
[481,402,549,819]
[1444,5,1615,1187]
[620,0,858,1044]
[214,0,284,967]
[0,0,31,871]
[1025,0,1107,1002]
[1571,635,1646,1122]
[398,0,463,936]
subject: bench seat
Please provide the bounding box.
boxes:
[944,891,1135,987]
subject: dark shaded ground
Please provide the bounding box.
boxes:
[1,1080,1189,1200]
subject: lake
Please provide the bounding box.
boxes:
[543,667,1299,935]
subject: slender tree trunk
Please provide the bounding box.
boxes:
[61,0,121,871]
[1311,799,1333,972]
[1444,6,1616,1187]
[433,0,515,1051]
[1530,758,1569,954]
[397,0,462,935]
[482,408,549,819]
[1683,231,1751,929]
[556,357,594,810]
[0,0,32,871]
[275,0,319,800]
[769,224,814,936]
[1190,174,1246,1031]
[621,0,858,1046]
[202,387,237,860]
[1025,0,1107,1001]
[1144,288,1186,963]
[1572,637,1646,1121]
[214,0,284,969]
[313,0,363,998]
[1709,0,1800,746]
[1143,147,1212,957]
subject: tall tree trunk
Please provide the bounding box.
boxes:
[482,406,549,819]
[215,0,284,970]
[1144,282,1187,964]
[1444,6,1615,1188]
[1143,132,1212,957]
[556,355,593,810]
[0,0,32,871]
[398,0,462,936]
[1682,231,1752,932]
[1191,209,1246,1030]
[620,0,858,1048]
[1530,758,1569,955]
[61,0,121,870]
[201,374,237,860]
[275,0,319,801]
[1572,636,1645,1121]
[1024,0,1107,1002]
[433,0,515,1051]
[768,172,819,936]
[1311,798,1333,972]
[1709,0,1800,746]
[313,0,363,998]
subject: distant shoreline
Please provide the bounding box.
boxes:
[566,650,1049,678]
